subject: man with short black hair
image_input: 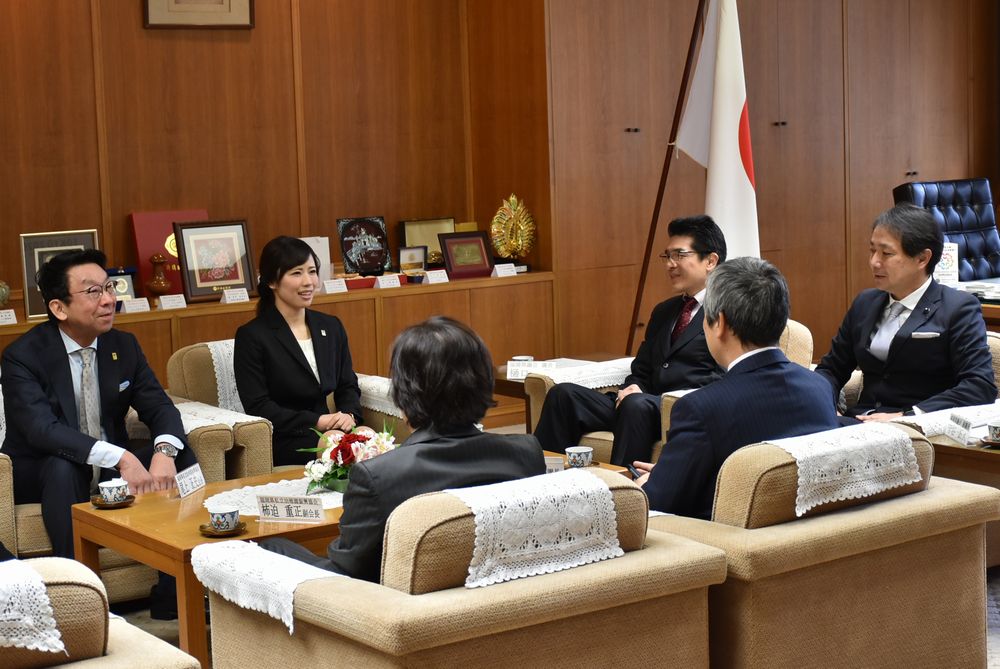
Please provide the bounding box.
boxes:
[816,204,996,421]
[2,249,196,615]
[637,257,839,519]
[534,215,727,466]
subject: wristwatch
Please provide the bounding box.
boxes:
[153,443,179,459]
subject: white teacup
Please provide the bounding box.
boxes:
[207,505,240,532]
[988,420,1000,443]
[566,446,594,468]
[98,478,130,504]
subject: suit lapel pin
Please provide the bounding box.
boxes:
[321,329,327,337]
[112,352,118,360]
[923,307,930,315]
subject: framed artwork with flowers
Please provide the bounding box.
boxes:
[173,220,256,302]
[20,229,100,319]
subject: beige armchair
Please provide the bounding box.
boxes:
[167,340,411,450]
[6,557,198,669]
[0,407,236,603]
[648,425,1000,668]
[524,319,814,463]
[207,468,728,668]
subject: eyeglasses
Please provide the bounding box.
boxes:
[71,281,118,301]
[658,249,698,264]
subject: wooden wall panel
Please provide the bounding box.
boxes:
[557,266,638,356]
[173,311,255,350]
[115,319,174,383]
[97,0,300,269]
[470,282,554,363]
[379,290,472,373]
[311,298,380,375]
[299,0,470,259]
[969,0,1000,189]
[0,2,101,303]
[465,0,552,271]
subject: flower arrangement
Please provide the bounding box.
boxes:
[300,425,397,494]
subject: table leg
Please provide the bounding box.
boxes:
[177,562,209,668]
[73,532,100,574]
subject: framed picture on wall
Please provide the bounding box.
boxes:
[399,245,427,272]
[20,229,100,319]
[144,0,254,28]
[173,220,255,302]
[438,231,495,279]
[337,216,392,275]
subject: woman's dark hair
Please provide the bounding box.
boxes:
[37,248,107,322]
[256,236,321,315]
[389,316,495,431]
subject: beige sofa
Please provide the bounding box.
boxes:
[6,557,197,669]
[648,425,1000,668]
[166,340,412,447]
[0,415,238,604]
[524,319,814,462]
[207,468,728,668]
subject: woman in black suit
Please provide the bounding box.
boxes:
[234,236,362,465]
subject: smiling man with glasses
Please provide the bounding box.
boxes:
[534,215,728,465]
[1,249,197,618]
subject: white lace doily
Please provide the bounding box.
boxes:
[0,560,65,654]
[894,401,1000,443]
[766,422,921,517]
[446,468,623,588]
[127,400,272,441]
[192,540,339,633]
[204,477,344,516]
[357,374,404,419]
[208,339,246,414]
[543,358,634,389]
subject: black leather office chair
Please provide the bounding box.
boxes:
[892,178,1000,281]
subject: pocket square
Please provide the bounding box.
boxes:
[911,331,941,339]
[119,380,131,392]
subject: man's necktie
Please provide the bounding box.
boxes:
[868,302,906,362]
[671,296,697,344]
[77,348,102,439]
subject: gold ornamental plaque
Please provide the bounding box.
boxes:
[490,194,536,260]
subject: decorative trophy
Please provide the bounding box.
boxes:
[490,194,536,269]
[145,254,173,305]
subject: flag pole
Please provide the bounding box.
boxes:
[626,0,709,353]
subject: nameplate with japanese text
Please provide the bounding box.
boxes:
[945,413,973,446]
[176,463,206,498]
[220,287,250,304]
[256,495,324,523]
[120,298,151,313]
[425,269,449,284]
[491,263,517,278]
[323,279,348,294]
[375,274,401,289]
[0,309,17,325]
[157,294,187,310]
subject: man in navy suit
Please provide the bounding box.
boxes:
[636,257,839,519]
[2,250,196,562]
[533,216,726,466]
[816,204,996,421]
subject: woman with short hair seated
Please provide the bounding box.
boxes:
[261,316,545,581]
[234,236,363,466]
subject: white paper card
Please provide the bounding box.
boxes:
[375,274,401,289]
[256,495,324,524]
[425,269,449,284]
[544,456,565,474]
[0,309,17,325]
[935,242,960,285]
[945,413,973,446]
[220,287,250,304]
[176,463,206,498]
[323,279,348,294]
[492,263,517,278]
[158,294,187,310]
[299,236,333,282]
[506,360,561,380]
[120,298,151,313]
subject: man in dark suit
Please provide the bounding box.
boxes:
[816,204,996,421]
[533,215,726,465]
[262,316,545,581]
[2,249,196,562]
[636,257,839,519]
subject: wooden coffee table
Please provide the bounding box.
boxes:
[72,471,343,668]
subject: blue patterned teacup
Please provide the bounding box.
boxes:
[566,446,593,468]
[98,479,129,504]
[207,505,240,532]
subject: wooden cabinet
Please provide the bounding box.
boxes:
[846,0,971,297]
[742,0,847,355]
